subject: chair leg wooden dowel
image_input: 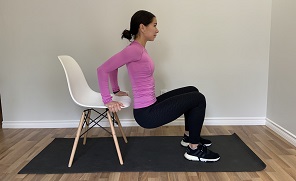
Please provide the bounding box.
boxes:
[114,112,128,143]
[107,111,124,165]
[68,111,85,167]
[83,110,91,145]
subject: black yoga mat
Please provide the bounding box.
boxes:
[19,134,266,173]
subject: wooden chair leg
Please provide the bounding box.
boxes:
[107,111,124,165]
[68,111,85,167]
[114,112,128,143]
[83,110,91,145]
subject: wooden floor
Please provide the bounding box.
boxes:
[0,125,295,181]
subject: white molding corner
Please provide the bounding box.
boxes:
[266,118,296,147]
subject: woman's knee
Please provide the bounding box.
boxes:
[199,92,206,107]
[185,86,199,92]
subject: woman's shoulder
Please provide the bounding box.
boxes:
[127,41,144,51]
[122,41,144,60]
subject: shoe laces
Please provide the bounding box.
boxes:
[200,144,208,153]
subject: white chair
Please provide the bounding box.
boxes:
[58,55,131,167]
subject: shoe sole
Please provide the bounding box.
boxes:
[184,153,220,162]
[181,140,190,147]
[181,140,212,147]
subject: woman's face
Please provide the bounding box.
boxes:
[142,17,159,41]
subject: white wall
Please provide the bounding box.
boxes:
[267,0,296,136]
[0,0,271,127]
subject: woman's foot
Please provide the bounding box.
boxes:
[184,144,220,162]
[181,134,212,147]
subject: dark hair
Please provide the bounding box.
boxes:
[121,10,155,41]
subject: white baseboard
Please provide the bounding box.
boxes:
[3,117,295,147]
[2,117,266,128]
[266,118,296,147]
[204,117,266,125]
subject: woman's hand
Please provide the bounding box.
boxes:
[115,91,128,96]
[105,101,124,113]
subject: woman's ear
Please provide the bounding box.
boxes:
[139,24,145,33]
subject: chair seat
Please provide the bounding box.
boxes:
[73,90,132,109]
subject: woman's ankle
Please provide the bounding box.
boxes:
[189,143,198,150]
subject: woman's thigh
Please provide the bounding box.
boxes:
[156,86,199,103]
[134,91,205,128]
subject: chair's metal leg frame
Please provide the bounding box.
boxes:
[68,108,127,167]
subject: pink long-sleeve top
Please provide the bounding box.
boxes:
[97,41,157,109]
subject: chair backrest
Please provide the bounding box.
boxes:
[58,55,100,107]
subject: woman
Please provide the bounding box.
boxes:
[97,10,220,162]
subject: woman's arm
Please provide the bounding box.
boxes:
[109,69,120,93]
[97,44,143,105]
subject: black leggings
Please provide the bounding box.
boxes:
[133,86,206,144]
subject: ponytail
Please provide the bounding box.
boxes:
[121,29,132,41]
